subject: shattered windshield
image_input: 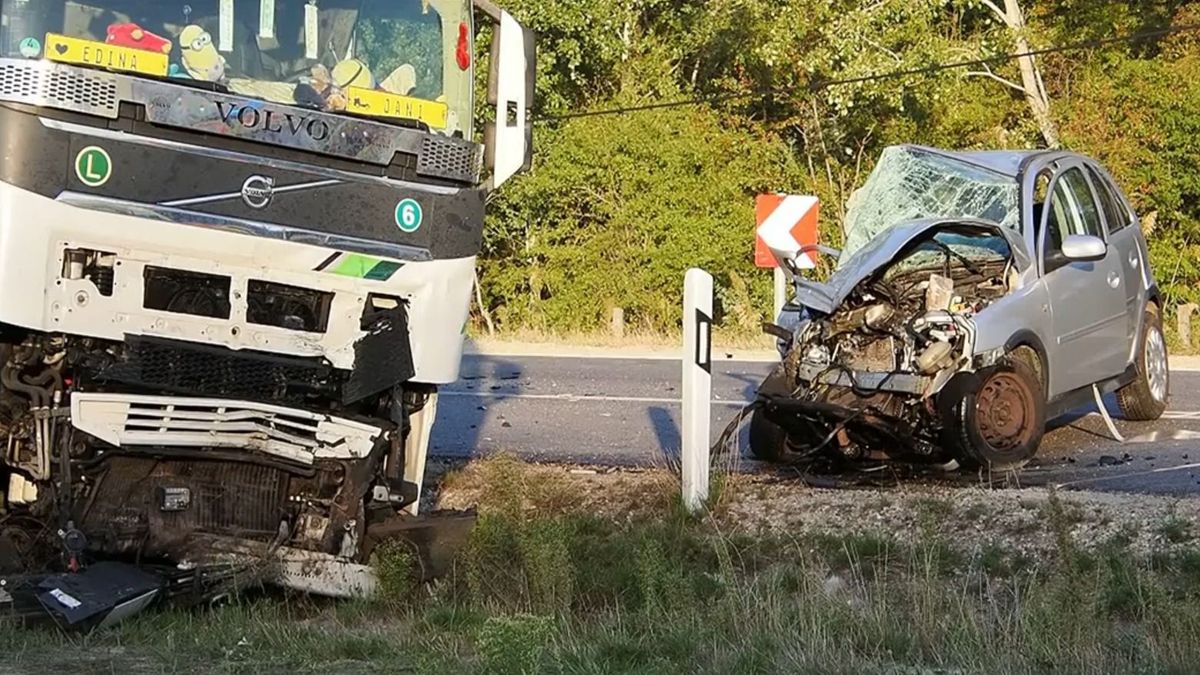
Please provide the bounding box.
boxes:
[0,0,473,136]
[840,146,1019,268]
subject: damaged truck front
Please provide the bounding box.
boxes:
[0,0,533,598]
[750,144,1168,471]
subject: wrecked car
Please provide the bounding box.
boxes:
[751,145,1169,470]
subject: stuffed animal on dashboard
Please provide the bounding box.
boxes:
[294,59,374,112]
[331,58,375,90]
[179,25,226,82]
[106,23,173,54]
[378,64,417,96]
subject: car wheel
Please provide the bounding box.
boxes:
[749,368,794,462]
[749,408,789,462]
[950,359,1045,471]
[1117,304,1169,421]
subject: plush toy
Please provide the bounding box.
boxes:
[295,64,346,111]
[294,59,374,112]
[107,23,173,54]
[179,25,225,81]
[379,64,416,96]
[331,58,375,90]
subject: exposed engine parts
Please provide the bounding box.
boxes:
[753,224,1042,468]
[0,328,428,597]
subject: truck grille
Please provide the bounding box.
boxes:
[417,136,483,183]
[81,456,289,556]
[95,335,337,402]
[0,60,118,117]
[70,392,384,465]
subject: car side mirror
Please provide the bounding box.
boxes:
[1061,234,1107,262]
[1046,234,1106,273]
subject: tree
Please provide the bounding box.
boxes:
[977,0,1061,147]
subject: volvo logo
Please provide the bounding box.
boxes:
[216,102,331,141]
[241,175,275,209]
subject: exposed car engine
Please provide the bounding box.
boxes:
[757,225,1021,464]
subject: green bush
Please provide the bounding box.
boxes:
[481,80,800,334]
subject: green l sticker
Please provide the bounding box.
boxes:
[75,146,112,187]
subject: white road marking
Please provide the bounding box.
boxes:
[1054,462,1200,489]
[445,389,1200,417]
[461,348,1200,369]
[444,391,1200,438]
[440,391,748,407]
[464,348,780,363]
[1082,411,1200,421]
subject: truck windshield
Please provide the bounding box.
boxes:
[0,0,473,136]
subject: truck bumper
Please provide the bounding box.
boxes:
[0,181,473,383]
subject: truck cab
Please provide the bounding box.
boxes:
[0,0,533,596]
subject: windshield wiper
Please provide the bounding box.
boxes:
[126,68,230,94]
[928,239,984,277]
[342,108,428,132]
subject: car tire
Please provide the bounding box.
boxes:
[749,408,789,462]
[950,358,1045,472]
[1117,304,1170,421]
[748,368,794,463]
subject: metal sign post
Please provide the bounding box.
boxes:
[682,268,713,513]
[773,266,787,322]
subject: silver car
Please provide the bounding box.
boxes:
[752,145,1169,470]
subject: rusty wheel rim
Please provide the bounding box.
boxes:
[974,371,1036,451]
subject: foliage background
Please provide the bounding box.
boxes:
[476,0,1200,335]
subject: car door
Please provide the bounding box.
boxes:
[1039,163,1129,396]
[1086,164,1143,347]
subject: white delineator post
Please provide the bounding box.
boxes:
[773,266,787,322]
[682,268,713,513]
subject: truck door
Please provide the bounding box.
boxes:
[1086,164,1143,348]
[1038,164,1129,395]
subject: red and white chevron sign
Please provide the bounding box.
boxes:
[755,194,820,269]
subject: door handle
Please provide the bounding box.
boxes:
[1129,252,1140,269]
[1108,271,1121,288]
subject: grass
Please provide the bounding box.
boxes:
[5,459,1200,674]
[1159,515,1193,544]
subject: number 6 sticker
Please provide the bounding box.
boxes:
[395,198,423,233]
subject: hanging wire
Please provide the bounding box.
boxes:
[535,22,1200,123]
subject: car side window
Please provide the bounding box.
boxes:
[1087,167,1130,233]
[1043,167,1104,264]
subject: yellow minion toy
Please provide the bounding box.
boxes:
[179,25,226,81]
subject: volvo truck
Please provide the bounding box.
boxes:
[0,0,533,597]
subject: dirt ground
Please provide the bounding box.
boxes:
[426,457,1200,562]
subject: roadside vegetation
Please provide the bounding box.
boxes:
[472,1,1200,351]
[5,456,1200,674]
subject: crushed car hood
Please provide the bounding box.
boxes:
[794,218,1028,314]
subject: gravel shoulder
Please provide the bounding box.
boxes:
[428,459,1200,562]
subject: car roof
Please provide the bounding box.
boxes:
[894,144,1092,178]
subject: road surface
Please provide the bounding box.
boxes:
[431,352,1200,495]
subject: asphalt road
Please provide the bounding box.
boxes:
[431,352,1200,496]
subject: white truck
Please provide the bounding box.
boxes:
[0,0,533,597]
